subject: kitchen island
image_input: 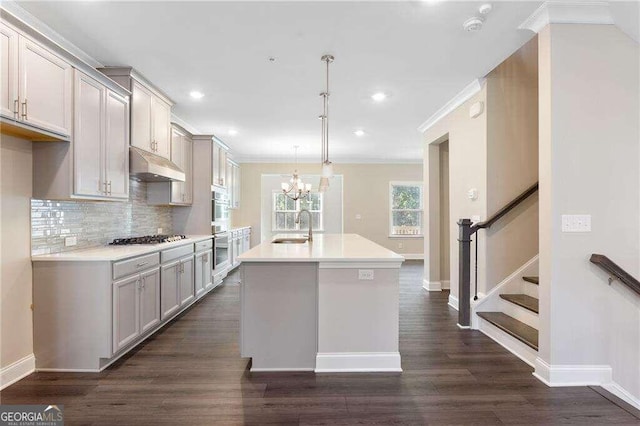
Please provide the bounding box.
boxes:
[237,233,404,372]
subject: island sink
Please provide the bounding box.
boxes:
[271,237,308,244]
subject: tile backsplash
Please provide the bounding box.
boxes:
[31,180,173,255]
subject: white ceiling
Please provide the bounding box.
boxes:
[12,1,635,163]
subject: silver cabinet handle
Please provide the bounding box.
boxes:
[136,279,141,290]
[141,277,146,289]
[21,99,27,120]
[13,99,19,118]
[108,181,112,195]
[136,262,148,268]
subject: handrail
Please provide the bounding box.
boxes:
[472,182,539,233]
[590,254,640,296]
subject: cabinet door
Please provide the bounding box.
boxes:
[73,71,105,197]
[104,90,130,199]
[183,136,193,204]
[131,80,153,152]
[160,261,180,320]
[179,256,195,307]
[195,252,206,298]
[19,36,73,136]
[203,249,214,291]
[219,149,228,188]
[113,275,140,353]
[152,97,171,159]
[170,128,184,204]
[0,23,19,119]
[139,268,160,334]
[212,144,220,186]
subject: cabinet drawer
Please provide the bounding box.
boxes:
[161,244,194,263]
[195,239,213,252]
[113,252,159,280]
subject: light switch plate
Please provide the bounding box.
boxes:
[65,236,77,247]
[358,269,374,280]
[355,214,362,220]
[157,228,163,234]
[471,215,481,222]
[562,215,591,232]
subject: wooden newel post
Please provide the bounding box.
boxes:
[457,218,473,328]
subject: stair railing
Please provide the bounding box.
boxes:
[590,254,640,296]
[457,182,539,328]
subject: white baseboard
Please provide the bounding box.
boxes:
[403,253,424,260]
[442,280,450,289]
[602,382,640,411]
[423,279,441,291]
[250,367,315,372]
[1,354,35,390]
[533,358,612,386]
[478,317,537,367]
[448,294,459,311]
[315,352,402,373]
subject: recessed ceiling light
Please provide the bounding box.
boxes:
[189,91,204,99]
[463,17,484,32]
[228,129,238,136]
[354,129,365,137]
[371,92,387,102]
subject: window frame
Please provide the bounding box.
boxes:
[272,191,324,232]
[389,181,424,238]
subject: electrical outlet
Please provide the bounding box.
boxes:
[157,228,163,234]
[65,236,77,247]
[358,269,374,280]
[398,242,403,249]
[355,214,362,220]
[561,215,591,232]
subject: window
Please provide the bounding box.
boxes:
[389,182,423,236]
[273,192,323,232]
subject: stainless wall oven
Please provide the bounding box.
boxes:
[212,191,229,234]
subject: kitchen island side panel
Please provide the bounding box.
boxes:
[240,262,318,371]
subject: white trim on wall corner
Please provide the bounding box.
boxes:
[602,382,640,411]
[0,354,35,390]
[448,294,459,311]
[441,280,450,290]
[315,352,402,373]
[423,279,442,291]
[518,1,613,34]
[533,358,613,387]
[417,79,485,134]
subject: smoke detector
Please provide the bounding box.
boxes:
[463,17,484,32]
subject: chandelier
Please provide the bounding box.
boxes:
[318,54,334,192]
[281,145,311,201]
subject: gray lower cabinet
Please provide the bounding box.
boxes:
[195,249,213,298]
[161,260,181,320]
[179,255,195,307]
[112,267,160,353]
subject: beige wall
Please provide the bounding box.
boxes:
[423,36,539,300]
[423,87,488,299]
[0,135,34,371]
[538,24,639,399]
[485,36,539,289]
[232,163,424,256]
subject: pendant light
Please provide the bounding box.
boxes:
[281,145,311,201]
[319,54,334,192]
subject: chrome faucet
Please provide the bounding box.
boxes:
[295,209,313,242]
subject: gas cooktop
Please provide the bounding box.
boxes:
[109,235,187,245]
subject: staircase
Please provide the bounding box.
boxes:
[473,258,540,367]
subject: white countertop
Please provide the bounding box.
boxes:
[31,235,214,262]
[237,234,405,263]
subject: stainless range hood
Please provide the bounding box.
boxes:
[129,146,185,182]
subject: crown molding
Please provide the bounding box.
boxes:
[519,1,614,34]
[417,78,485,134]
[235,156,423,165]
[0,1,102,68]
[171,114,201,136]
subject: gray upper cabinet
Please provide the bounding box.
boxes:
[0,21,72,138]
[73,70,129,200]
[100,67,173,160]
[212,142,228,189]
[148,124,193,206]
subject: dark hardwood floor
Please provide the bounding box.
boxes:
[1,261,638,425]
